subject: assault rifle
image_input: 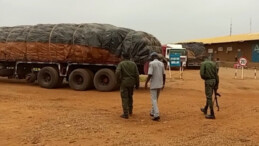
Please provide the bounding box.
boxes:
[214,89,221,111]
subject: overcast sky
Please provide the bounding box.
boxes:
[0,0,258,44]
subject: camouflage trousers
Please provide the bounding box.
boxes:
[120,86,134,115]
[203,79,216,113]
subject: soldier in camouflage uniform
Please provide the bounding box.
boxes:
[116,53,139,119]
[200,57,219,119]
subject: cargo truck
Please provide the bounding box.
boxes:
[0,23,161,91]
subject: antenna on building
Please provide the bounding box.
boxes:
[250,17,252,33]
[230,18,232,36]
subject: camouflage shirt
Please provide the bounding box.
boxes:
[116,60,139,87]
[200,60,219,86]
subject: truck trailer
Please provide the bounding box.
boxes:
[0,23,161,91]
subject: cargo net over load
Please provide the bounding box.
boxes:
[0,23,161,64]
[178,42,206,68]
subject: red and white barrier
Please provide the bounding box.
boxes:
[234,67,257,80]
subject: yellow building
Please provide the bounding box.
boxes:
[182,33,259,67]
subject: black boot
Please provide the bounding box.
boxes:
[200,106,208,115]
[120,114,129,119]
[205,109,215,119]
[152,116,160,121]
[129,110,133,116]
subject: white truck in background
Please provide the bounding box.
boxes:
[162,44,187,68]
[162,42,206,68]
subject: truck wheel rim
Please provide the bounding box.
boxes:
[73,75,84,85]
[100,75,109,85]
[43,73,51,82]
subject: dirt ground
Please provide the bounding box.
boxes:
[0,68,259,146]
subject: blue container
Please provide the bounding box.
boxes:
[252,44,259,62]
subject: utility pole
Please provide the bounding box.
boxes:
[250,17,252,33]
[230,18,232,36]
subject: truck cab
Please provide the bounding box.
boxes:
[165,44,187,59]
[162,44,187,68]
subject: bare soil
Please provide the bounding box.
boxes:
[0,68,259,146]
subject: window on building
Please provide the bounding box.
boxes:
[208,48,213,53]
[227,47,232,51]
[218,47,223,51]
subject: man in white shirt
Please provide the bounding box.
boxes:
[145,52,166,121]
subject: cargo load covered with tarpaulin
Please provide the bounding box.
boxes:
[179,42,206,60]
[178,42,206,67]
[0,23,161,64]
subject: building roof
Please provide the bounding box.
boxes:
[181,33,259,44]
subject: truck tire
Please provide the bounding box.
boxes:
[37,67,59,89]
[25,73,37,83]
[0,69,14,76]
[69,69,93,91]
[94,68,117,92]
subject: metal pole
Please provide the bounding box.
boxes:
[250,17,252,33]
[241,66,244,79]
[169,64,172,79]
[232,18,234,36]
[181,65,184,79]
[179,66,181,79]
[235,68,237,79]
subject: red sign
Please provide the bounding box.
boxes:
[238,57,248,67]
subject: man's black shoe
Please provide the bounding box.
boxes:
[200,108,207,115]
[150,113,154,117]
[152,116,160,121]
[205,114,215,119]
[120,114,129,119]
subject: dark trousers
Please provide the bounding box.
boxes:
[204,79,216,114]
[120,86,134,115]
